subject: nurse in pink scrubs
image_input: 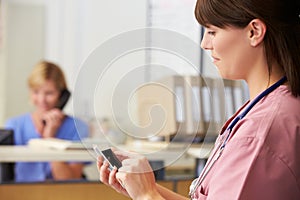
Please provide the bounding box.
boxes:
[97,0,300,199]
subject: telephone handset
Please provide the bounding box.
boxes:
[42,89,71,125]
[56,89,71,110]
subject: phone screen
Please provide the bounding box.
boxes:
[93,145,122,170]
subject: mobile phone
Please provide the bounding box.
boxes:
[93,145,122,170]
[56,89,71,110]
[42,89,71,125]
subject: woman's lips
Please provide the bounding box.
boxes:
[211,55,220,63]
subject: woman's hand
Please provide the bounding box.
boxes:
[97,150,165,200]
[42,108,65,138]
[97,154,130,197]
[116,151,164,200]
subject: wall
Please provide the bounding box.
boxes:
[0,1,7,125]
[0,0,45,124]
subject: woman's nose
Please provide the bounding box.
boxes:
[37,93,47,103]
[200,31,212,50]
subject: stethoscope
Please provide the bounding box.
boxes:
[189,76,287,199]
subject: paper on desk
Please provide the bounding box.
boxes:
[28,138,87,150]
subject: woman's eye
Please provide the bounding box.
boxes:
[208,31,216,36]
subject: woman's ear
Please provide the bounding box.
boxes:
[248,19,266,47]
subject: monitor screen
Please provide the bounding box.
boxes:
[0,129,15,183]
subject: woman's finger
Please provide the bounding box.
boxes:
[96,156,104,171]
[99,161,110,184]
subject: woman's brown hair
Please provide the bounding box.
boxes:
[195,0,300,97]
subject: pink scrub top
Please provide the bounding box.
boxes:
[193,85,300,200]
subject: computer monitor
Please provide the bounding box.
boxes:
[0,129,15,183]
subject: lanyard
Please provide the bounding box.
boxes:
[189,76,287,199]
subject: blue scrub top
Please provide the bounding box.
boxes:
[5,113,89,182]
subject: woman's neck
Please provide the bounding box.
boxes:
[246,68,285,100]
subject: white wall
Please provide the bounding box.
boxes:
[0,0,45,124]
[0,1,7,125]
[44,0,148,121]
[44,0,147,82]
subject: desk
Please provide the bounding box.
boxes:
[0,142,213,163]
[0,180,193,200]
[186,143,215,176]
[0,146,93,162]
[0,142,214,180]
[186,143,213,159]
